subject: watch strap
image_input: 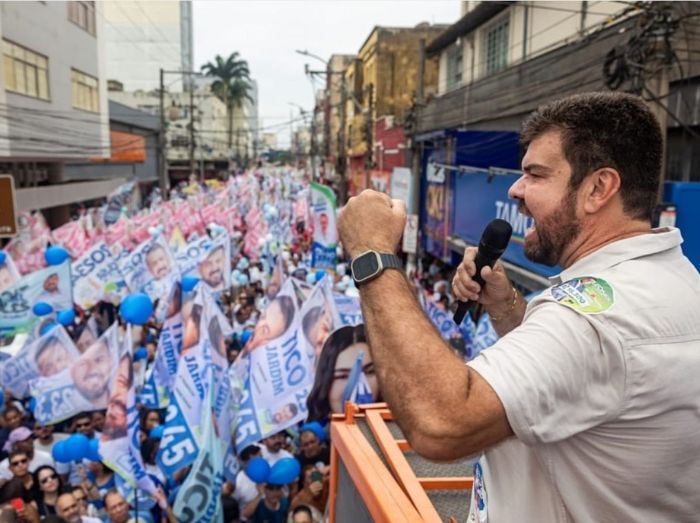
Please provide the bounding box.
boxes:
[379,253,402,271]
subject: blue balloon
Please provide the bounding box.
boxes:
[246,457,271,484]
[315,270,326,283]
[39,322,57,336]
[86,438,101,461]
[66,433,90,462]
[305,273,316,286]
[237,257,250,270]
[0,389,5,413]
[268,457,301,485]
[181,276,199,293]
[149,425,165,439]
[240,329,253,347]
[0,251,6,265]
[52,440,72,463]
[134,346,148,361]
[119,293,153,325]
[32,302,54,317]
[27,397,35,414]
[238,273,249,286]
[45,246,70,266]
[56,309,75,327]
[231,269,242,280]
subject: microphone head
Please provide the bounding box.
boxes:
[479,219,513,257]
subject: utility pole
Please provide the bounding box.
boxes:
[158,68,169,200]
[364,83,374,173]
[309,106,317,181]
[189,85,196,178]
[337,85,347,204]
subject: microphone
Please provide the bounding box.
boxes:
[453,219,513,325]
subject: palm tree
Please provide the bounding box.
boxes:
[201,53,254,158]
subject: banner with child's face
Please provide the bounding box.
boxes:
[299,278,341,366]
[0,325,80,398]
[30,323,120,425]
[0,261,72,336]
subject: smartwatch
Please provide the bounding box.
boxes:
[351,251,403,285]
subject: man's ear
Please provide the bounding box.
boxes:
[582,167,621,214]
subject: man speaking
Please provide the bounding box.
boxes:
[337,92,700,521]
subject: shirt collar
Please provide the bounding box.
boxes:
[548,227,683,285]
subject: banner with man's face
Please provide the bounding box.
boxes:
[310,182,338,270]
[100,325,158,500]
[175,233,231,294]
[118,236,179,320]
[72,242,129,309]
[30,323,120,425]
[234,279,312,451]
[299,278,342,366]
[0,325,80,398]
[0,260,73,336]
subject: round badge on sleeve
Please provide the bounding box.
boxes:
[550,277,614,314]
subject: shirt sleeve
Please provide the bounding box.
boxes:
[468,299,626,445]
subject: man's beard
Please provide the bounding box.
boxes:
[522,190,580,266]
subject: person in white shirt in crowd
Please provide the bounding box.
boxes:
[57,414,100,487]
[0,427,54,484]
[229,445,263,522]
[32,421,68,456]
[259,432,293,466]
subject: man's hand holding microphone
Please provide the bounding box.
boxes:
[452,229,526,337]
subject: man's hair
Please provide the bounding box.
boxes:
[8,450,28,462]
[292,505,313,517]
[35,335,60,363]
[520,91,662,221]
[302,306,323,343]
[3,406,21,418]
[74,412,92,424]
[103,489,124,508]
[239,444,261,462]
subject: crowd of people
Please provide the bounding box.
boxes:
[0,165,477,523]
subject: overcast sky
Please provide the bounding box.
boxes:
[193,1,460,147]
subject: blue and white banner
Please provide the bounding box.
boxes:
[421,296,461,340]
[30,323,120,424]
[173,362,225,523]
[299,278,341,365]
[118,236,179,320]
[101,325,159,502]
[0,325,80,398]
[72,242,129,310]
[333,293,363,326]
[342,350,375,405]
[310,182,337,270]
[234,279,312,451]
[0,261,72,335]
[175,233,231,294]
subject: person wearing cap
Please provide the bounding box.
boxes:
[231,445,263,522]
[0,427,54,483]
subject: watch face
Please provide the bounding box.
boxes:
[352,252,380,283]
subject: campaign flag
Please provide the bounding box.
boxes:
[299,278,341,365]
[341,351,375,405]
[333,293,363,326]
[0,252,21,292]
[72,242,129,309]
[234,279,312,450]
[0,325,80,398]
[101,325,159,501]
[4,212,51,274]
[0,260,72,336]
[243,205,266,260]
[175,233,231,294]
[152,313,184,406]
[173,362,225,523]
[309,182,337,270]
[52,220,90,259]
[30,323,120,424]
[421,296,462,340]
[118,235,179,320]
